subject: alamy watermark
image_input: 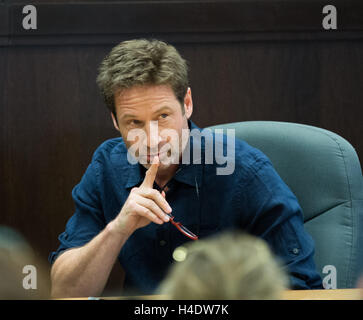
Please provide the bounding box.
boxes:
[22,264,37,290]
[322,5,337,30]
[126,122,236,176]
[322,264,337,289]
[22,5,37,30]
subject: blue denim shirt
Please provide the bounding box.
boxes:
[49,120,322,293]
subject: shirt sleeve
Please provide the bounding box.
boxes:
[239,157,323,289]
[48,157,106,265]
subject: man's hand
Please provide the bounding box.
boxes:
[111,156,172,236]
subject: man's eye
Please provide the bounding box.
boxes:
[127,120,141,127]
[160,114,168,119]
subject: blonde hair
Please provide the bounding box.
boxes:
[157,231,289,299]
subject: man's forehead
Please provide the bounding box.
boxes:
[115,84,175,101]
[121,106,174,119]
[114,85,179,113]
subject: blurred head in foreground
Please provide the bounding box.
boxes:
[157,231,289,299]
[0,226,50,299]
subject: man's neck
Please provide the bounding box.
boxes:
[154,163,179,189]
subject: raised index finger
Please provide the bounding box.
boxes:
[140,156,159,188]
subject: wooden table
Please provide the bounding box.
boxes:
[62,289,362,300]
[282,288,362,300]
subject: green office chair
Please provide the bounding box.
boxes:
[208,121,363,289]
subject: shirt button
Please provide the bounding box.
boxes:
[292,248,299,255]
[159,240,167,246]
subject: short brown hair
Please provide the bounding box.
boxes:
[96,39,189,117]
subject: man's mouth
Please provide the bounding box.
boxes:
[147,153,158,158]
[145,152,163,161]
[142,150,173,163]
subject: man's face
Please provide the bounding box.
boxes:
[112,84,193,172]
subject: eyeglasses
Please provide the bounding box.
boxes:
[164,212,198,241]
[160,176,198,241]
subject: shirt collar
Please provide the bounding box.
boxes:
[124,120,204,189]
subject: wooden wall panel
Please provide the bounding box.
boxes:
[1,46,115,251]
[0,47,8,230]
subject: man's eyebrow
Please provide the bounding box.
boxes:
[121,114,137,120]
[153,106,173,114]
[121,106,173,120]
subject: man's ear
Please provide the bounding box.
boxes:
[184,87,193,119]
[111,112,120,131]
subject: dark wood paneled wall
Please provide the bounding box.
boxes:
[1,1,363,293]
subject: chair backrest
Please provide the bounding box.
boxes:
[208,121,363,288]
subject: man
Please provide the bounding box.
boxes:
[49,39,322,298]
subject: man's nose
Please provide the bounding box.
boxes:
[143,121,162,150]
